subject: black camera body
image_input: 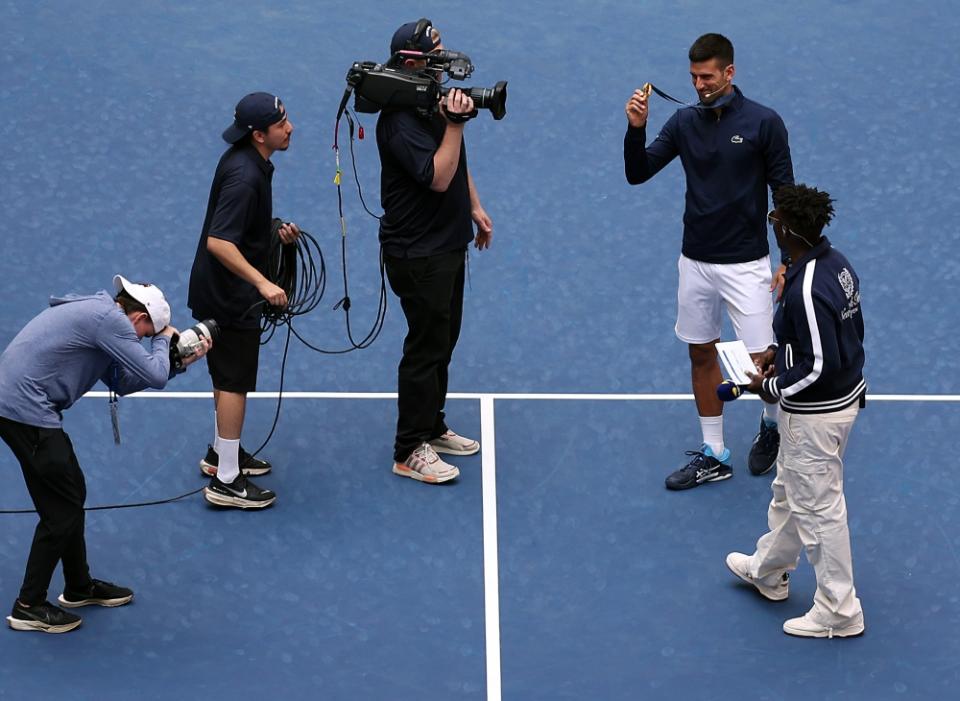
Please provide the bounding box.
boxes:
[345,50,507,120]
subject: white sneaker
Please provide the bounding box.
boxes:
[783,612,864,638]
[725,552,789,601]
[393,443,460,484]
[429,430,480,456]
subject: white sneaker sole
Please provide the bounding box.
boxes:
[199,460,271,477]
[6,615,81,633]
[725,554,788,601]
[203,488,276,509]
[392,463,460,483]
[57,593,133,608]
[429,441,480,457]
[783,619,864,638]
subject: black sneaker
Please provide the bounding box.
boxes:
[204,473,276,509]
[6,600,82,633]
[748,417,780,476]
[200,444,272,477]
[58,579,133,608]
[665,446,733,490]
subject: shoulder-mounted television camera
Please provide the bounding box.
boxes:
[344,49,507,121]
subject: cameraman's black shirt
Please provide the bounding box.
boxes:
[188,143,274,329]
[376,109,473,258]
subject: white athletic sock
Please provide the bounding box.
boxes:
[700,416,724,456]
[213,411,219,445]
[214,436,241,484]
[762,402,779,426]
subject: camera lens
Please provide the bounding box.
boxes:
[469,81,508,120]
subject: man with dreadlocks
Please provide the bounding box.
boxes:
[725,183,867,638]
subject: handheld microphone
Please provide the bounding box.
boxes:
[717,380,746,402]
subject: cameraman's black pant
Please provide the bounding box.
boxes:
[384,249,465,463]
[0,417,92,606]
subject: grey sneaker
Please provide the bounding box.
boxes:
[783,612,864,638]
[429,430,480,456]
[393,443,460,484]
[725,552,789,601]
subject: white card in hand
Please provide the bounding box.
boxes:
[716,340,756,385]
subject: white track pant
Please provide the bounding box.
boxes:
[748,402,862,626]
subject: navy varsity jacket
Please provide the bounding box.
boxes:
[762,236,866,414]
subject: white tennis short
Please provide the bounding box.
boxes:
[675,254,775,351]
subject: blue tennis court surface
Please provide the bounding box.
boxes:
[2,0,959,699]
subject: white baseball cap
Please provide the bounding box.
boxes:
[113,275,171,334]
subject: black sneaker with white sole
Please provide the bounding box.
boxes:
[200,444,272,477]
[6,600,82,633]
[665,446,733,490]
[204,473,276,509]
[58,579,133,608]
[748,418,780,476]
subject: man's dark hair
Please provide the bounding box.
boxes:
[774,184,836,243]
[115,289,149,316]
[689,33,734,67]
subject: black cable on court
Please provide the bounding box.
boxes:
[1,106,387,516]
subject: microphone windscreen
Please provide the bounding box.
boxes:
[717,380,743,402]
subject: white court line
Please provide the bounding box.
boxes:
[77,386,959,698]
[480,396,502,701]
[84,391,960,402]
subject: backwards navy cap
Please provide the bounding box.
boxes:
[390,19,441,55]
[222,92,285,144]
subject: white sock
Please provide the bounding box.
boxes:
[700,416,724,456]
[214,436,241,484]
[762,402,779,426]
[213,411,219,446]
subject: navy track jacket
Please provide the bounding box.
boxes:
[762,237,866,414]
[624,86,794,264]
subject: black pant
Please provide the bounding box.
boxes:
[384,249,466,462]
[0,417,92,606]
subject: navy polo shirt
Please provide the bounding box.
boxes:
[188,142,274,328]
[624,86,794,264]
[376,109,473,259]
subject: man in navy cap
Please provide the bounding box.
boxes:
[188,92,300,509]
[377,20,494,485]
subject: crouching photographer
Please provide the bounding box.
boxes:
[0,276,210,634]
[371,20,498,484]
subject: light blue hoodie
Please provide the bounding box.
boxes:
[0,291,172,428]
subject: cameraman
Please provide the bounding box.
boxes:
[0,276,209,633]
[378,20,493,484]
[188,92,299,509]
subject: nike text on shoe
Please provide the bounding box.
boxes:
[204,474,277,509]
[393,443,460,484]
[748,417,780,476]
[200,444,272,477]
[725,552,789,601]
[58,579,133,608]
[783,612,865,639]
[6,600,81,633]
[665,446,733,490]
[429,430,480,456]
